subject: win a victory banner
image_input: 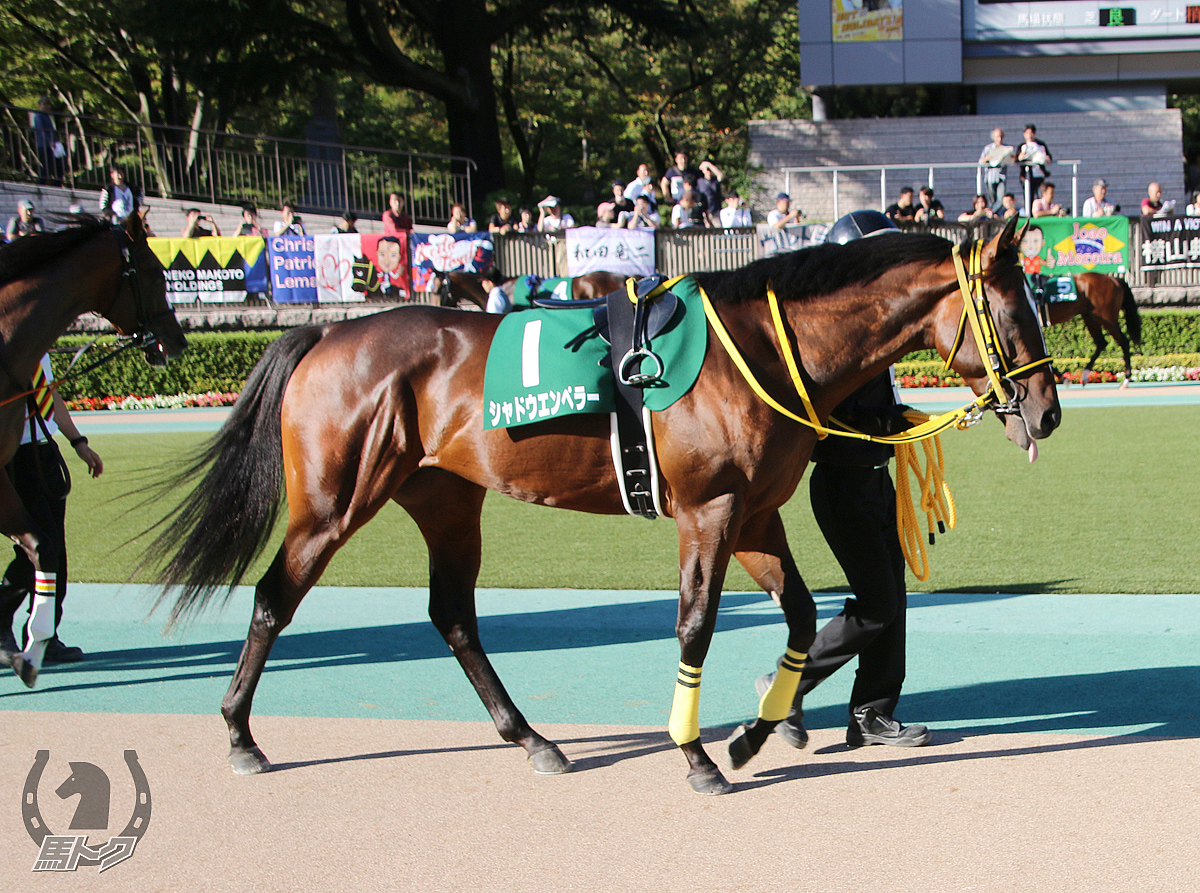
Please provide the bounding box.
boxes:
[149,237,268,303]
[1140,215,1200,270]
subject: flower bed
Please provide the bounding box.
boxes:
[65,391,240,412]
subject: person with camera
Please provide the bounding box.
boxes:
[181,208,221,238]
[719,190,752,228]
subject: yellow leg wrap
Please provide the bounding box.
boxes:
[758,648,807,722]
[668,663,703,745]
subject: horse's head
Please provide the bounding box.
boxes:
[936,216,1061,458]
[104,213,187,366]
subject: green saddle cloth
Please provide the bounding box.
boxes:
[1030,273,1077,302]
[510,276,573,310]
[483,276,708,431]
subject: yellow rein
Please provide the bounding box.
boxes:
[696,238,1050,580]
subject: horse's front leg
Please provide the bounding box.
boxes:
[670,498,744,795]
[726,508,817,770]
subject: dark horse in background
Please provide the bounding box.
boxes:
[147,216,1058,795]
[433,268,626,309]
[1046,272,1142,384]
[0,214,186,685]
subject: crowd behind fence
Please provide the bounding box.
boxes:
[0,104,473,225]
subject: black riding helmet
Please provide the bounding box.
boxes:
[826,209,898,244]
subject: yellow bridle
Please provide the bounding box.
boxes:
[696,237,1054,579]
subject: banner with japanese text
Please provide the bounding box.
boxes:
[1017,216,1129,277]
[148,236,268,303]
[409,232,494,292]
[1139,215,1200,270]
[314,232,411,302]
[563,226,656,278]
[266,232,318,303]
[832,0,903,41]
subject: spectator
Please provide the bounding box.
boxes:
[623,163,658,208]
[978,127,1014,209]
[331,211,358,234]
[1141,182,1171,216]
[1186,190,1200,217]
[1031,182,1066,218]
[670,193,705,229]
[661,151,701,204]
[677,178,711,225]
[695,160,724,212]
[1081,179,1116,218]
[237,204,266,237]
[382,192,413,234]
[30,97,63,187]
[885,186,916,223]
[999,192,1021,220]
[273,201,306,236]
[6,200,44,241]
[1017,123,1052,211]
[98,166,139,224]
[610,181,634,216]
[488,197,515,234]
[595,202,619,228]
[719,190,752,228]
[767,192,801,229]
[913,186,944,223]
[181,208,220,238]
[957,194,995,224]
[514,207,535,233]
[1,354,102,675]
[447,203,477,233]
[622,194,660,229]
[536,196,575,231]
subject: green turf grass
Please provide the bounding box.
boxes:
[56,404,1200,594]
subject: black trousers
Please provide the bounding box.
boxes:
[1,440,70,636]
[795,461,907,718]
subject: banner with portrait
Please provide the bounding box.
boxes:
[314,232,411,302]
[1017,216,1129,277]
[149,236,269,303]
[1139,215,1200,270]
[563,226,656,278]
[832,0,903,42]
[409,232,494,292]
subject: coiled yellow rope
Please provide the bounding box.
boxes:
[893,412,958,581]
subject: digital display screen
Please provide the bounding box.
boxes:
[967,0,1200,38]
[1099,6,1136,23]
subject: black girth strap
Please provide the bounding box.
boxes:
[606,276,672,519]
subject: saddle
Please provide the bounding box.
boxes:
[534,275,681,519]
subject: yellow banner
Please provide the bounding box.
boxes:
[832,0,903,42]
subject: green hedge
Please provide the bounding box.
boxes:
[51,331,286,399]
[51,308,1200,400]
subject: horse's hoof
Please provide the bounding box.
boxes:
[687,766,733,795]
[528,745,572,775]
[229,746,272,775]
[1119,378,1130,389]
[726,724,759,771]
[11,654,37,689]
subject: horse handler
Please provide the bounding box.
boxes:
[757,210,931,750]
[1,354,102,682]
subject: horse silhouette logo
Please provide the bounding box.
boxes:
[22,750,152,872]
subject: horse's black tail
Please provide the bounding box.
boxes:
[1119,277,1142,345]
[144,326,325,629]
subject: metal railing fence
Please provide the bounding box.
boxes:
[0,104,473,224]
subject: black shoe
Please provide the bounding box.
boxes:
[0,626,16,669]
[846,706,931,748]
[43,637,84,663]
[755,671,809,750]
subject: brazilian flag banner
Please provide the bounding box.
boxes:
[1018,216,1128,278]
[148,236,269,303]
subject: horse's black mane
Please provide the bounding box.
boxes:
[0,215,110,285]
[692,232,963,304]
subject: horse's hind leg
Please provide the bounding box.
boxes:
[398,469,571,774]
[1079,313,1107,385]
[726,509,818,770]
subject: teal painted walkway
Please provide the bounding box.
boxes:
[4,585,1197,740]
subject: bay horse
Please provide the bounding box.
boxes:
[1,213,187,686]
[147,215,1058,794]
[1045,272,1142,384]
[434,269,626,309]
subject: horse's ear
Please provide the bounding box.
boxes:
[124,210,145,241]
[983,214,1022,267]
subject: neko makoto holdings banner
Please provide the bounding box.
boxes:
[149,237,268,303]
